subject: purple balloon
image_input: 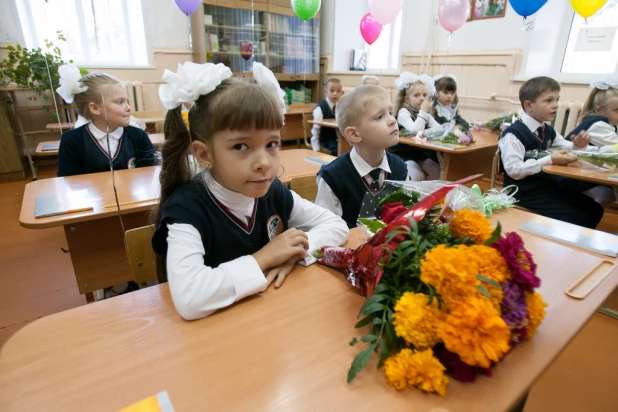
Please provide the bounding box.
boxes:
[360,13,383,45]
[173,0,201,16]
[437,0,471,33]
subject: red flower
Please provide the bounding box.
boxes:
[381,201,407,224]
[492,232,540,291]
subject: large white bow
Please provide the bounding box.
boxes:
[56,64,88,104]
[394,71,435,95]
[252,62,287,121]
[590,78,618,91]
[158,62,233,110]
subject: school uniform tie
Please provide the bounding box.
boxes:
[535,125,544,142]
[332,104,336,116]
[368,168,382,190]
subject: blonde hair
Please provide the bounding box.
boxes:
[154,77,284,283]
[73,73,123,121]
[336,85,390,134]
[580,87,618,123]
[395,81,427,114]
[361,75,380,85]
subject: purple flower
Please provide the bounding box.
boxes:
[434,345,493,383]
[457,134,471,145]
[493,232,540,290]
[501,280,528,330]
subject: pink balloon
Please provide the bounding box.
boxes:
[360,13,383,45]
[437,0,471,33]
[369,0,403,25]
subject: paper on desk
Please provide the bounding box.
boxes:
[119,391,174,412]
[34,189,93,218]
[520,216,618,257]
[305,155,334,166]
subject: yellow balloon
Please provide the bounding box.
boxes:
[570,0,608,18]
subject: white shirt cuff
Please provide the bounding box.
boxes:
[228,255,267,300]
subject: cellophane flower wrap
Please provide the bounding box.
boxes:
[314,179,546,396]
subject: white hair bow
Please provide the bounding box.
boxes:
[158,62,233,110]
[395,72,436,95]
[433,73,457,82]
[56,64,88,104]
[590,78,618,90]
[252,62,287,121]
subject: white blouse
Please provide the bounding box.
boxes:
[166,172,349,320]
[397,107,440,133]
[588,120,618,148]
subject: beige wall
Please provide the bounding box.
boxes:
[325,50,592,124]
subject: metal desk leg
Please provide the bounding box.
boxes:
[9,90,37,180]
[436,152,446,180]
[599,306,618,320]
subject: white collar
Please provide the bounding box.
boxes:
[326,98,335,110]
[87,122,123,140]
[435,102,458,121]
[350,147,391,177]
[521,113,543,133]
[202,171,255,221]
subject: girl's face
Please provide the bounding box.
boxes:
[404,83,428,110]
[89,84,132,130]
[437,89,456,106]
[596,97,618,127]
[194,128,282,198]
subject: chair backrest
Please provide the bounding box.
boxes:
[125,225,157,284]
[302,112,314,130]
[564,102,583,136]
[289,174,318,201]
[553,101,568,135]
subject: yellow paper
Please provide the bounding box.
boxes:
[119,391,174,412]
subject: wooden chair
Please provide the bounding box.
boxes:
[125,225,157,286]
[490,149,502,189]
[564,102,584,137]
[289,174,318,201]
[301,111,314,148]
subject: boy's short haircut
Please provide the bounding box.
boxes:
[362,75,379,85]
[325,78,341,88]
[335,85,389,134]
[519,76,561,110]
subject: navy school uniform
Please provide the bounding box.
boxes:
[57,124,157,177]
[500,120,603,229]
[566,115,615,141]
[317,99,338,154]
[317,151,408,228]
[152,174,293,267]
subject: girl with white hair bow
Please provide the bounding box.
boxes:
[567,78,618,147]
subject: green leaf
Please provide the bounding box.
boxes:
[374,283,390,294]
[372,317,383,325]
[385,229,405,243]
[377,338,390,369]
[347,343,376,383]
[358,302,385,317]
[358,218,386,234]
[361,335,377,343]
[349,337,358,346]
[477,273,500,288]
[484,222,502,246]
[354,316,373,329]
[478,284,491,299]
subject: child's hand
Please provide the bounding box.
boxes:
[420,99,432,113]
[252,228,308,271]
[265,257,298,289]
[550,151,576,166]
[571,130,592,149]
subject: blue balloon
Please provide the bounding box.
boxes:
[509,0,548,18]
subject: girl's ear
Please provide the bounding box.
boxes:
[88,102,102,117]
[192,140,213,169]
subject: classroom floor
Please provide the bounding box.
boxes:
[1,165,617,411]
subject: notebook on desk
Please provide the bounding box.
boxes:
[40,143,60,151]
[34,190,93,218]
[520,217,618,257]
[304,156,334,166]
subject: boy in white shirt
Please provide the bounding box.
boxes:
[311,78,343,154]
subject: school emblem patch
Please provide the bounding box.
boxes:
[267,215,283,240]
[127,157,136,169]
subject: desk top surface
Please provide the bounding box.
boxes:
[20,150,332,229]
[2,211,618,411]
[543,163,618,187]
[399,130,499,154]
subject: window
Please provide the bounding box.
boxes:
[16,0,149,67]
[365,11,402,70]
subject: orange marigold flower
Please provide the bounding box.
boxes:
[393,292,444,350]
[525,291,547,338]
[449,209,493,244]
[469,245,511,305]
[438,297,511,368]
[420,245,478,301]
[383,349,449,396]
[384,349,414,390]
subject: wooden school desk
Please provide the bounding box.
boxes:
[399,130,499,181]
[543,163,618,186]
[308,118,353,156]
[281,107,314,144]
[18,150,334,297]
[2,210,618,412]
[33,133,166,156]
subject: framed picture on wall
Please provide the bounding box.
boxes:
[472,0,508,20]
[467,0,474,21]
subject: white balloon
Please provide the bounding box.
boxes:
[369,0,403,25]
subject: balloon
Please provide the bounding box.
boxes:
[570,0,608,18]
[173,0,201,16]
[360,13,383,45]
[240,41,253,61]
[290,0,321,21]
[509,0,548,18]
[437,0,471,33]
[369,0,403,25]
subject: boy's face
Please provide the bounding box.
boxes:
[325,82,343,104]
[525,90,560,123]
[353,97,399,149]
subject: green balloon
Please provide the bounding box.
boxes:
[291,0,321,21]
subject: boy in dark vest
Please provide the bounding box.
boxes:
[499,76,604,228]
[311,78,343,155]
[316,85,408,228]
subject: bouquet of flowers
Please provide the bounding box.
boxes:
[571,150,618,170]
[419,121,475,147]
[314,181,546,396]
[473,112,520,133]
